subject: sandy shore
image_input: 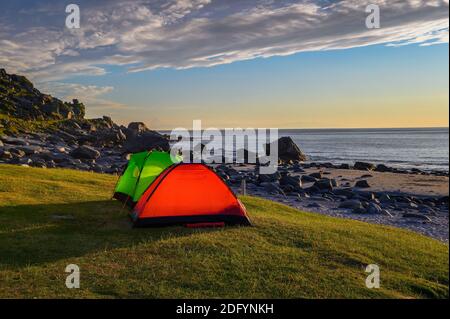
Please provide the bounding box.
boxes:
[297,167,449,197]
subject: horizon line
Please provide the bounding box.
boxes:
[155,126,450,131]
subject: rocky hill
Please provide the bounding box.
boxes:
[0,68,85,120]
[0,68,170,173]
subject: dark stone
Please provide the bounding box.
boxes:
[367,203,382,214]
[70,145,100,160]
[261,182,285,195]
[280,174,302,189]
[309,172,323,179]
[375,164,392,172]
[354,161,376,171]
[127,122,148,135]
[265,136,307,163]
[354,180,371,188]
[0,150,12,159]
[123,131,170,153]
[259,172,281,183]
[313,179,333,191]
[339,200,363,210]
[301,175,317,183]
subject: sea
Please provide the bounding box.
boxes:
[162,127,449,173]
[280,127,449,173]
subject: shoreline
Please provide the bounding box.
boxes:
[219,163,449,243]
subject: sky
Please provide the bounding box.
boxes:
[0,0,448,129]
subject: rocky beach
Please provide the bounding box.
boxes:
[1,68,449,242]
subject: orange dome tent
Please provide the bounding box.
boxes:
[130,164,251,227]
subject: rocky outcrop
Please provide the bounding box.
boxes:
[265,136,307,163]
[127,122,149,135]
[0,68,85,120]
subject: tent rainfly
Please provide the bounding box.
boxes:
[130,163,251,227]
[113,150,182,207]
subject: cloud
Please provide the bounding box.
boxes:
[0,0,448,82]
[38,82,127,114]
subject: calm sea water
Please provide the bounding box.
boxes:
[279,128,449,172]
[163,127,449,172]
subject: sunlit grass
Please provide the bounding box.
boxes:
[0,164,448,298]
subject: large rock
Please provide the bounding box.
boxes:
[127,122,149,135]
[123,131,169,153]
[258,171,281,183]
[301,175,317,183]
[375,164,392,172]
[265,136,307,163]
[280,174,302,190]
[339,200,363,210]
[354,161,376,171]
[354,180,371,188]
[70,145,100,159]
[313,179,333,191]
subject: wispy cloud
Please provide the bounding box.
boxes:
[0,0,448,82]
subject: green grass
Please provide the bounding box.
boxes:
[0,164,448,298]
[0,114,60,135]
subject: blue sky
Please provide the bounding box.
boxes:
[0,0,448,128]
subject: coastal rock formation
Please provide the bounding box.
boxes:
[266,136,307,163]
[0,68,85,120]
[127,122,149,135]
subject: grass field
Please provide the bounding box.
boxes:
[0,164,448,298]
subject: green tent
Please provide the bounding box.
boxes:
[113,151,182,206]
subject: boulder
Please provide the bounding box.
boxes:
[70,145,100,160]
[127,122,149,135]
[354,161,376,171]
[367,203,383,214]
[309,172,322,179]
[122,131,170,153]
[280,174,302,190]
[15,145,42,155]
[313,179,333,191]
[375,164,391,172]
[265,136,307,163]
[258,171,281,183]
[301,175,317,183]
[338,200,363,210]
[1,136,29,146]
[354,180,371,188]
[378,194,392,202]
[0,150,12,160]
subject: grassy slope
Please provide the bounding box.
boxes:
[0,164,448,299]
